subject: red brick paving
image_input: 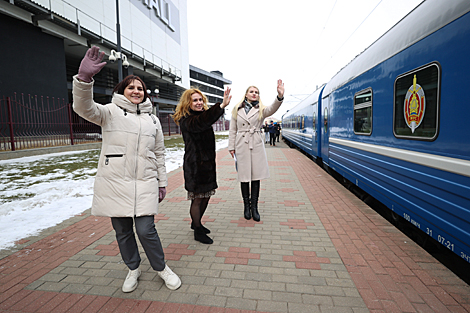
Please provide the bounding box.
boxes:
[208,198,226,204]
[154,214,170,222]
[277,200,305,207]
[282,251,331,270]
[217,186,233,191]
[279,219,314,229]
[183,216,215,225]
[1,167,260,313]
[94,241,120,256]
[216,247,261,265]
[163,243,196,261]
[276,188,298,192]
[166,196,187,203]
[275,179,293,183]
[283,147,470,312]
[13,239,30,245]
[0,145,468,312]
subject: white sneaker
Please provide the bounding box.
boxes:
[122,268,141,293]
[157,265,181,290]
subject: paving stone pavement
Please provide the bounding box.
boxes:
[0,139,469,313]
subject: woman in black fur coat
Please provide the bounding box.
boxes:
[172,88,231,244]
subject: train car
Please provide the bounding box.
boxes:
[283,0,470,262]
[281,87,323,158]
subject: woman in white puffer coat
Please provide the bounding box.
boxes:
[72,46,181,293]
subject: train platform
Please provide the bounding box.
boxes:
[0,139,469,313]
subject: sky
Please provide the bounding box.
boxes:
[0,135,229,251]
[187,0,423,119]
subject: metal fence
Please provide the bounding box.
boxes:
[159,112,181,136]
[0,93,101,151]
[1,94,229,152]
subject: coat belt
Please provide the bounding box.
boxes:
[239,127,260,150]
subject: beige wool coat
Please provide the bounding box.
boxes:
[228,98,283,182]
[72,76,167,217]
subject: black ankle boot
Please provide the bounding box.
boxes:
[251,180,260,222]
[191,222,210,234]
[241,182,251,220]
[194,227,213,244]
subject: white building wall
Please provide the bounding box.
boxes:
[177,0,190,89]
[31,0,189,87]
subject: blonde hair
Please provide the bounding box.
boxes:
[172,88,209,125]
[231,86,265,120]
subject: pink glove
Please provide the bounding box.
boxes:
[159,187,167,203]
[77,46,106,83]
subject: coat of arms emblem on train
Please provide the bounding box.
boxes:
[404,74,426,133]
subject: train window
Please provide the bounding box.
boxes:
[313,112,316,132]
[354,88,372,135]
[394,63,440,140]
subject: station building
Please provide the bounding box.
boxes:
[189,65,232,130]
[0,0,189,115]
[189,65,232,105]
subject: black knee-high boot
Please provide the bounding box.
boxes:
[251,180,260,222]
[241,182,251,220]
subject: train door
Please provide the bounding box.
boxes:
[311,102,318,157]
[320,96,329,165]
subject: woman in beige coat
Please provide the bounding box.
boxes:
[228,80,285,221]
[73,46,181,294]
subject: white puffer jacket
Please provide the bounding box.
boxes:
[72,76,167,217]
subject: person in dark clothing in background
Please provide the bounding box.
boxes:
[268,120,276,146]
[263,121,269,143]
[275,122,281,142]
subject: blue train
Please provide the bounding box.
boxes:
[282,0,470,262]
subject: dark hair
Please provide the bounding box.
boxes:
[112,75,149,103]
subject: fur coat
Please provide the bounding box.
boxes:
[180,103,224,193]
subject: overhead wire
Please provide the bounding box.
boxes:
[297,0,339,94]
[330,0,384,58]
[317,0,339,42]
[305,0,385,93]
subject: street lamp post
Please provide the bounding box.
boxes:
[116,0,123,82]
[282,110,290,120]
[110,0,129,81]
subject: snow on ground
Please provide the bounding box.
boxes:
[0,132,229,250]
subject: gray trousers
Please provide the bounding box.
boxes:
[111,216,165,271]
